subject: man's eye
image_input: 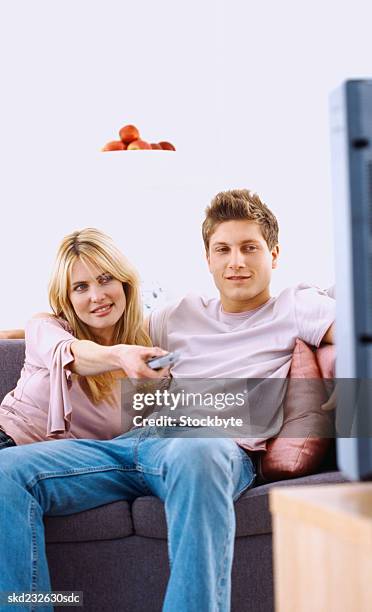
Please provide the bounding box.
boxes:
[216,248,229,253]
[244,246,257,252]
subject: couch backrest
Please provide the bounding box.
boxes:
[0,340,25,402]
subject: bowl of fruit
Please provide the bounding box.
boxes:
[101,124,176,153]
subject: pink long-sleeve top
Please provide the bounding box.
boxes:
[0,316,124,445]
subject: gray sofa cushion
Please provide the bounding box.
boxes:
[131,470,348,539]
[42,471,348,544]
[44,500,133,542]
[233,470,348,536]
[0,339,25,402]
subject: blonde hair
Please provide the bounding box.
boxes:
[202,189,279,252]
[48,228,151,403]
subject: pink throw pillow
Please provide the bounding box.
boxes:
[259,339,334,481]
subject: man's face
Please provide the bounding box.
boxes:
[207,220,279,313]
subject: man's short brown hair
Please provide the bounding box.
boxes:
[202,189,279,252]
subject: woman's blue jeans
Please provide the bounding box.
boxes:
[0,426,256,612]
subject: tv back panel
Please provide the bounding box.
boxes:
[330,79,372,480]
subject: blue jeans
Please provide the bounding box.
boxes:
[0,426,256,612]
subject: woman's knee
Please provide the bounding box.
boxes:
[0,443,54,489]
[0,448,32,494]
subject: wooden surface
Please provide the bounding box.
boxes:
[270,483,372,612]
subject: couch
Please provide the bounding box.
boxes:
[0,340,347,612]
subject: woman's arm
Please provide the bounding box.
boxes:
[70,340,168,379]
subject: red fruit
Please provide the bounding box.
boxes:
[101,140,125,152]
[119,124,140,144]
[158,141,176,151]
[127,139,152,150]
[151,143,162,149]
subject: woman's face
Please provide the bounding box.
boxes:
[69,259,126,344]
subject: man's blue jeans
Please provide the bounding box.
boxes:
[0,427,256,612]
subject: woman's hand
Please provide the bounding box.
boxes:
[70,340,170,378]
[114,345,170,379]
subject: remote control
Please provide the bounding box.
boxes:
[147,351,179,370]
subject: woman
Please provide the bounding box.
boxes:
[0,227,167,449]
[0,228,255,612]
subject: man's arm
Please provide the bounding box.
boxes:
[321,322,335,344]
[0,329,25,339]
[320,321,336,410]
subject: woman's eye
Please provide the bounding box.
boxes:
[101,274,113,284]
[74,283,88,292]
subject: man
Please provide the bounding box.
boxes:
[148,189,335,432]
[0,189,335,612]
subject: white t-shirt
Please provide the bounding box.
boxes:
[149,284,335,449]
[149,283,335,380]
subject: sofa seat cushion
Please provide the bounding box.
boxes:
[234,470,348,536]
[44,500,133,543]
[131,471,348,539]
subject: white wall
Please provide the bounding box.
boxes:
[1,0,371,327]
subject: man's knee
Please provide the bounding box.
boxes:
[164,437,239,477]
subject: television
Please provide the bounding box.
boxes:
[329,79,372,480]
